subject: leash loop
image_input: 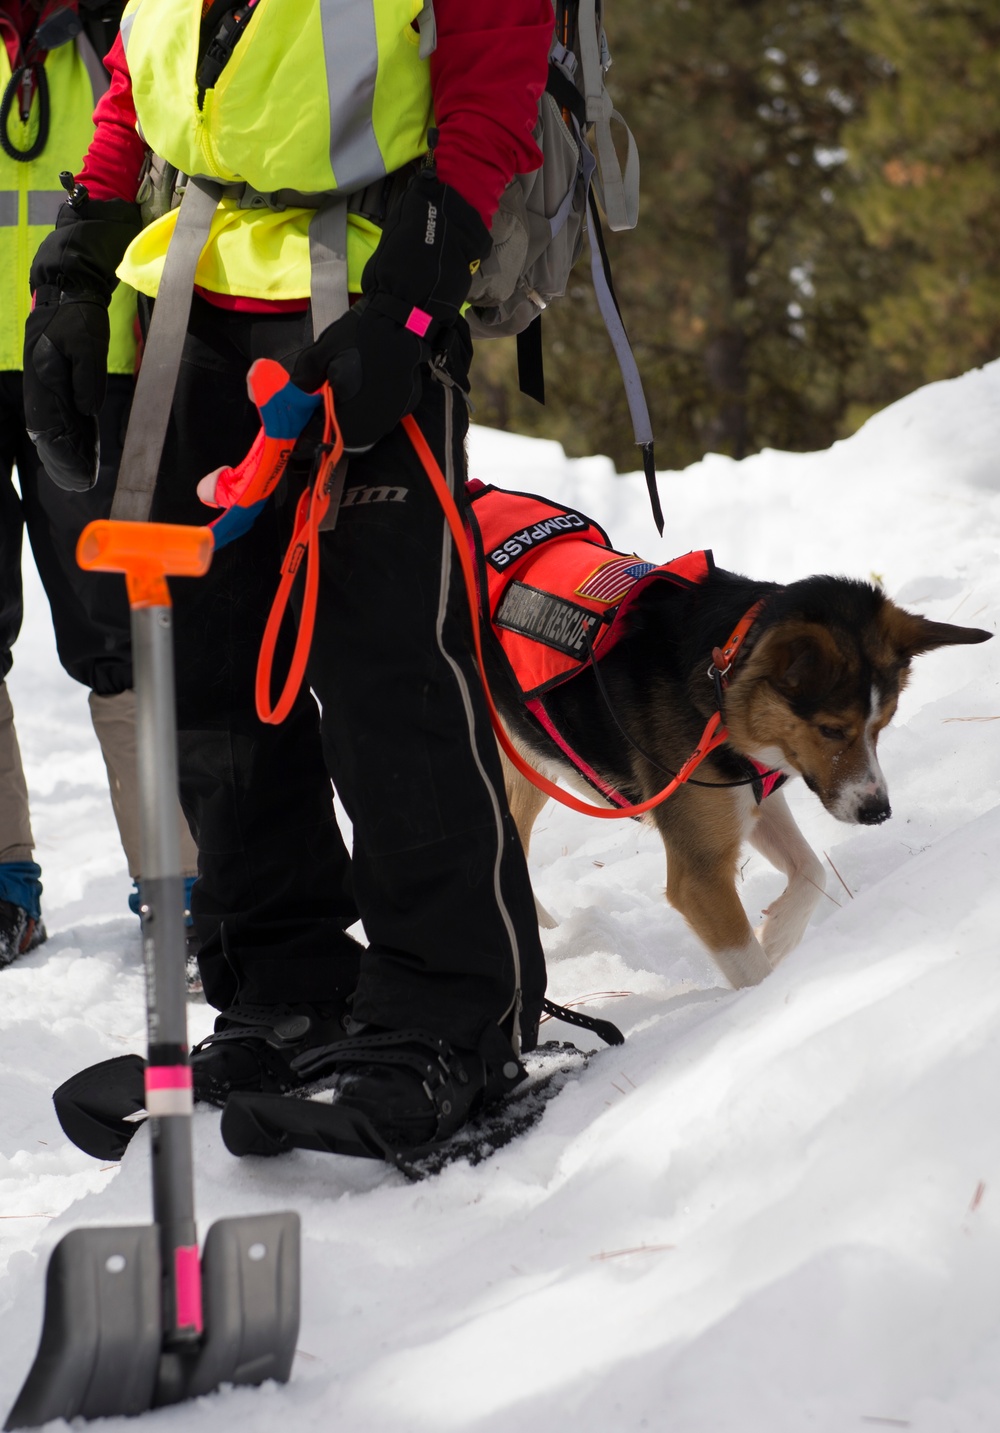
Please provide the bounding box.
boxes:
[255,387,342,724]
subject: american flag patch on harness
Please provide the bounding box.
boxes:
[575,557,656,604]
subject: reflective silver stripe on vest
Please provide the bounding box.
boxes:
[0,192,68,226]
[120,8,137,52]
[27,192,65,227]
[415,0,436,58]
[320,0,385,191]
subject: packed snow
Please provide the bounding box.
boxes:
[2,362,1000,1431]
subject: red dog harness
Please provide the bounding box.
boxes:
[466,482,784,810]
[466,482,710,698]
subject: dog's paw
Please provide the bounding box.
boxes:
[756,872,825,963]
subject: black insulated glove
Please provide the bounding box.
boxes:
[23,192,142,492]
[291,170,491,452]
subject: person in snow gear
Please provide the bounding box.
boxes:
[2,0,198,965]
[36,0,553,1158]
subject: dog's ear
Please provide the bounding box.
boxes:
[764,624,844,701]
[884,607,993,659]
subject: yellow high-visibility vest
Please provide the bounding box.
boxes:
[1,35,137,374]
[117,0,434,301]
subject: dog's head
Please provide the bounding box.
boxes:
[724,579,992,824]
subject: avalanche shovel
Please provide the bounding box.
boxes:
[5,520,300,1429]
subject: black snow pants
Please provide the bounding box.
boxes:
[148,295,546,1053]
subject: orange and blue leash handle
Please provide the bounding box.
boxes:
[198,360,342,723]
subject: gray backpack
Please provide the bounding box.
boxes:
[419,0,659,527]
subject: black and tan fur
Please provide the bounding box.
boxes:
[489,568,991,987]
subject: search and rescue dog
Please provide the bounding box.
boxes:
[476,503,991,986]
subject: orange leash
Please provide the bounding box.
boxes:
[255,387,343,724]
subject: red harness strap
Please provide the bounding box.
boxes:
[711,599,764,678]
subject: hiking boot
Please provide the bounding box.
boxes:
[131,877,202,993]
[190,1000,352,1107]
[220,1025,527,1161]
[0,900,47,969]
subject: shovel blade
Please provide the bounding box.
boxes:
[4,1225,162,1430]
[156,1210,301,1405]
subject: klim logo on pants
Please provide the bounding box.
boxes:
[342,485,409,507]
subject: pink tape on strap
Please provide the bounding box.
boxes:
[527,700,632,809]
[174,1245,204,1333]
[405,306,433,337]
[145,1066,193,1092]
[750,758,786,801]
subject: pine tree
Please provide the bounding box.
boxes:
[470,0,886,473]
[845,1,1000,408]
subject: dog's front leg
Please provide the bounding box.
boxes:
[659,792,773,987]
[748,788,826,963]
[499,744,558,929]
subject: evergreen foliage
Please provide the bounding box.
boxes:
[845,1,1000,413]
[469,0,886,473]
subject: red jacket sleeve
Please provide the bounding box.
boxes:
[76,32,148,201]
[430,0,551,225]
[79,4,553,223]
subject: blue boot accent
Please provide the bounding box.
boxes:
[0,861,43,921]
[183,875,196,926]
[130,877,196,925]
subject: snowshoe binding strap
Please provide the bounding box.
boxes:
[541,998,624,1046]
[221,1039,593,1181]
[220,1027,525,1174]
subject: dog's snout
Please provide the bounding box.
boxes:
[857,797,891,826]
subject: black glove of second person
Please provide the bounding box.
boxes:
[23,192,142,491]
[291,169,491,451]
[23,296,110,492]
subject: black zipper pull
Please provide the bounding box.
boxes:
[60,170,90,211]
[19,64,33,122]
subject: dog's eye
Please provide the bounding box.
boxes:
[818,724,847,741]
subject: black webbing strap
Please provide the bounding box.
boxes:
[542,998,624,1047]
[516,314,545,406]
[585,187,662,534]
[546,60,586,127]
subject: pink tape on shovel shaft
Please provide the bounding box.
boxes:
[144,1065,194,1116]
[145,1066,193,1091]
[174,1245,204,1333]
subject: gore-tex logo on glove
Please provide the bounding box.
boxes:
[424,203,438,244]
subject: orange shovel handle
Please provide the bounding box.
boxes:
[77,520,214,608]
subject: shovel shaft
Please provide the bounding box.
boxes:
[131,604,200,1344]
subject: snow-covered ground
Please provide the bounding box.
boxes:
[3,363,1000,1431]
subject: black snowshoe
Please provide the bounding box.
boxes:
[220,1038,594,1180]
[52,998,624,1174]
[219,999,624,1178]
[52,999,354,1162]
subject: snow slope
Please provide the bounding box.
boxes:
[2,363,1000,1431]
